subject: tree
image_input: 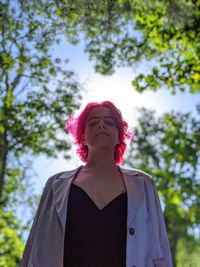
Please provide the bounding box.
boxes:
[124,106,200,266]
[0,1,81,265]
[56,0,200,94]
[0,210,24,267]
[0,0,81,203]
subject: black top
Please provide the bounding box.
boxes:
[64,183,127,267]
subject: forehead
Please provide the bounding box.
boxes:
[87,107,113,119]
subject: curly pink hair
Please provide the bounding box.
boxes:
[65,101,133,164]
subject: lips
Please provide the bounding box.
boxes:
[96,131,109,136]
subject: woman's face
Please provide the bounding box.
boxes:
[83,107,119,152]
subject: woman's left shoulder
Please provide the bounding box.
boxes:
[120,167,152,182]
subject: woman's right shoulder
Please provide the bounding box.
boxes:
[45,166,82,186]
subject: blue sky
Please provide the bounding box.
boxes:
[33,37,200,192]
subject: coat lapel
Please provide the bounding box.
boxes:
[120,168,145,227]
[52,166,82,231]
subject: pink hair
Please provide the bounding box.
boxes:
[65,101,133,164]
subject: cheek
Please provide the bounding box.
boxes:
[112,131,119,144]
[116,130,120,139]
[84,129,93,142]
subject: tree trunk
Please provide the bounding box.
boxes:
[0,130,8,204]
[170,238,177,267]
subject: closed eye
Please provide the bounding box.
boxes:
[88,117,116,127]
[104,118,116,126]
[88,119,99,127]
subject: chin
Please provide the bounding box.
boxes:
[94,142,115,150]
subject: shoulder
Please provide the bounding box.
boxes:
[120,168,153,187]
[44,166,82,188]
[120,167,152,182]
[121,168,160,200]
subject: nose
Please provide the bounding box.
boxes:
[98,119,105,128]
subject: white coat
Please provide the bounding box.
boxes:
[21,166,173,267]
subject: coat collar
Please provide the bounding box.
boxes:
[119,167,145,227]
[52,166,144,231]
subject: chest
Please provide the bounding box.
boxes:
[72,170,126,210]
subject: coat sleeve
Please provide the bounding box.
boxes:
[151,180,173,267]
[20,175,55,267]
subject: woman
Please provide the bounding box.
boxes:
[21,101,173,267]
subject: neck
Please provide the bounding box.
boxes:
[84,150,117,170]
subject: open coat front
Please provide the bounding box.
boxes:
[21,167,173,267]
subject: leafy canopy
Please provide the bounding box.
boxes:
[56,0,200,94]
[0,1,82,265]
[0,0,82,201]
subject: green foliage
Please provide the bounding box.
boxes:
[0,210,24,267]
[56,0,200,93]
[176,237,200,267]
[0,0,81,199]
[125,106,200,265]
[0,1,82,265]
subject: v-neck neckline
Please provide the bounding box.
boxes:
[71,183,127,211]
